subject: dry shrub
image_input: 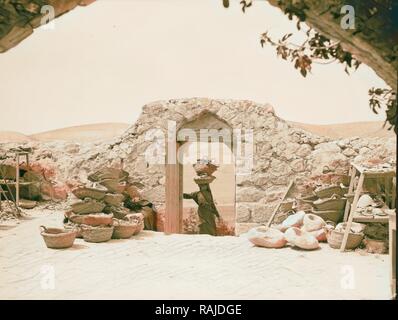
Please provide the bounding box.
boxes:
[23,162,56,181]
[183,208,199,234]
[155,207,165,232]
[216,218,235,236]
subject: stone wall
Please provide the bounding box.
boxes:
[0,98,395,233]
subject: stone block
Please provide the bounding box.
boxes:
[236,203,251,222]
[236,187,264,202]
[250,203,274,223]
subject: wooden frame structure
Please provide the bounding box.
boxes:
[165,142,183,234]
[340,162,395,252]
[389,208,396,299]
[0,151,30,215]
[164,123,236,234]
[15,152,30,207]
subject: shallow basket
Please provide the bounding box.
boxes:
[315,185,343,199]
[64,223,83,238]
[313,197,346,211]
[40,226,76,249]
[194,175,216,185]
[326,229,364,250]
[311,209,343,224]
[112,222,138,239]
[83,214,113,227]
[81,226,114,243]
[133,221,144,235]
[298,194,317,205]
[193,163,218,176]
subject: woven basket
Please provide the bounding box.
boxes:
[315,185,343,199]
[83,214,113,227]
[71,199,106,215]
[313,196,346,211]
[193,163,218,176]
[81,225,114,243]
[69,214,86,225]
[273,210,294,225]
[299,194,317,205]
[64,223,83,238]
[40,226,76,249]
[311,209,343,224]
[280,200,294,212]
[72,186,107,200]
[335,174,350,186]
[326,229,364,250]
[112,221,138,239]
[133,221,144,235]
[194,175,216,185]
[99,179,126,194]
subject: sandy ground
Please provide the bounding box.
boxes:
[0,210,391,300]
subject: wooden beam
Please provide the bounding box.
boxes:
[389,209,396,299]
[165,143,182,234]
[15,153,20,207]
[266,179,295,228]
[26,154,29,170]
[343,166,357,221]
[340,173,365,252]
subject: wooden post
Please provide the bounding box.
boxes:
[266,179,295,228]
[340,173,365,252]
[15,153,20,207]
[392,178,396,210]
[26,153,29,170]
[385,175,391,208]
[343,166,357,221]
[388,209,396,299]
[165,142,182,234]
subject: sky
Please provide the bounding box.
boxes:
[0,0,388,134]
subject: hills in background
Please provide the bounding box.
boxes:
[0,121,395,143]
[289,120,394,139]
[0,123,130,143]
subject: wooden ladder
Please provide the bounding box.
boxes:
[0,184,21,217]
[340,162,395,252]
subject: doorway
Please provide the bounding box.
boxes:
[164,112,236,234]
[179,141,236,235]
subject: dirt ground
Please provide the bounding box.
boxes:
[0,209,392,300]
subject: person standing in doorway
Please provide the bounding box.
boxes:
[183,171,221,236]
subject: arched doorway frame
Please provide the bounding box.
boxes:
[164,111,237,234]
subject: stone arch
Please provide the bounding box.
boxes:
[165,110,238,234]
